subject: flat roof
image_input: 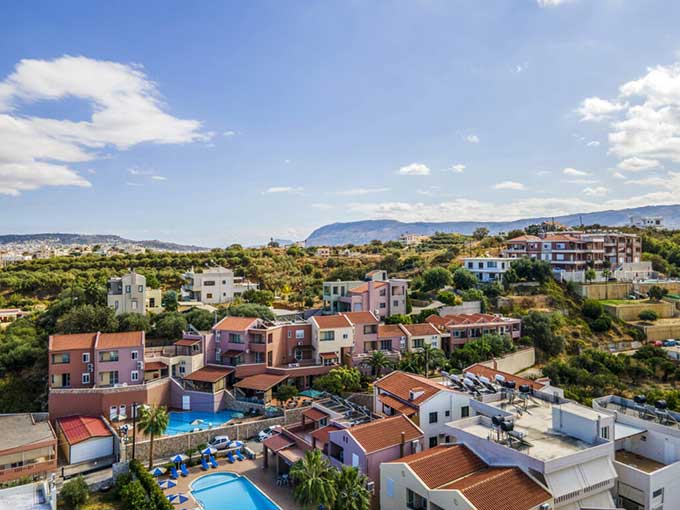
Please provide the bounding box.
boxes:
[0,414,55,454]
[0,483,52,510]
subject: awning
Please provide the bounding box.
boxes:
[319,352,338,360]
[294,345,315,351]
[378,394,417,416]
[234,373,289,391]
[222,350,244,358]
[615,422,646,440]
[302,407,329,422]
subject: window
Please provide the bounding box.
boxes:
[363,325,377,335]
[131,300,138,310]
[653,488,664,500]
[467,262,473,269]
[429,436,438,448]
[52,353,70,364]
[413,338,423,349]
[229,333,242,344]
[332,286,338,294]
[114,301,119,309]
[287,331,292,338]
[380,340,392,351]
[393,300,398,307]
[206,293,213,299]
[379,303,386,309]
[296,330,305,339]
[254,352,264,363]
[131,370,139,382]
[461,406,470,418]
[138,285,144,293]
[386,478,394,498]
[82,352,90,363]
[351,453,359,468]
[342,333,348,339]
[379,289,386,297]
[445,410,450,417]
[125,285,131,293]
[601,426,610,440]
[429,412,438,424]
[204,280,216,286]
[82,373,90,385]
[99,350,119,362]
[131,350,139,360]
[320,331,335,341]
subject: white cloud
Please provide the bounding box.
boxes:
[617,157,660,172]
[335,187,389,196]
[582,186,608,197]
[0,55,208,196]
[562,167,589,176]
[537,0,573,7]
[223,130,236,137]
[151,175,166,181]
[612,171,627,179]
[576,97,626,121]
[263,186,303,194]
[536,170,551,176]
[586,140,600,147]
[311,203,332,210]
[464,134,480,144]
[445,164,466,174]
[493,181,526,190]
[125,181,143,187]
[398,163,430,176]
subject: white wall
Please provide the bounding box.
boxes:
[70,436,113,464]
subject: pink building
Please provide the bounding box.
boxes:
[323,270,408,318]
[426,313,521,352]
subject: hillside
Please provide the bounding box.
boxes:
[306,204,680,245]
[0,233,207,252]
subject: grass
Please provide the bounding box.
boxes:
[57,490,124,510]
[599,299,650,305]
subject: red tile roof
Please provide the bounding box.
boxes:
[378,324,405,339]
[378,394,417,416]
[97,331,144,349]
[400,323,440,337]
[345,415,422,454]
[319,352,339,360]
[144,361,166,370]
[395,444,487,489]
[262,433,294,452]
[174,338,201,347]
[49,333,96,352]
[213,316,259,331]
[310,424,342,444]
[465,363,543,391]
[349,281,388,294]
[233,373,288,391]
[312,315,352,329]
[506,235,541,242]
[375,371,448,405]
[302,407,329,422]
[341,311,379,325]
[57,416,112,445]
[183,366,234,383]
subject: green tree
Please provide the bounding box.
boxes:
[154,313,188,340]
[582,300,604,320]
[452,267,477,290]
[119,479,148,510]
[242,289,275,306]
[313,367,362,395]
[290,449,337,510]
[648,285,668,301]
[639,310,659,321]
[275,383,299,402]
[56,305,118,334]
[333,466,371,510]
[421,267,452,291]
[472,227,489,240]
[522,311,564,359]
[183,308,214,330]
[384,314,412,325]
[227,303,275,320]
[161,290,179,312]
[584,268,597,283]
[417,344,446,376]
[137,405,170,469]
[61,476,90,509]
[118,313,151,332]
[362,350,392,378]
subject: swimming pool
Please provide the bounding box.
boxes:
[191,473,279,510]
[165,410,238,435]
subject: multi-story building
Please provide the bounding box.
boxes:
[380,444,553,510]
[310,314,354,366]
[0,414,57,484]
[594,395,680,510]
[344,312,402,373]
[107,270,155,315]
[630,215,664,229]
[426,313,521,353]
[399,233,429,247]
[323,270,408,318]
[181,266,257,304]
[503,230,641,272]
[462,256,515,283]
[399,323,441,353]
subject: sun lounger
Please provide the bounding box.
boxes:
[209,455,218,468]
[180,463,189,476]
[170,466,179,480]
[235,450,244,461]
[201,457,210,470]
[227,451,235,464]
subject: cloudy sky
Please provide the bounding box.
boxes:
[2,0,680,246]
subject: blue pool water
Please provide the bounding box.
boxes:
[191,473,279,510]
[165,410,238,435]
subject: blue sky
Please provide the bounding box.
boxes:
[3,0,680,246]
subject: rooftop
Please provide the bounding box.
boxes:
[183,365,234,383]
[49,332,96,351]
[400,322,440,336]
[341,415,423,454]
[615,450,666,473]
[0,414,56,454]
[341,311,379,325]
[213,316,259,331]
[312,314,352,329]
[97,331,144,349]
[56,415,111,445]
[233,373,288,391]
[375,370,450,406]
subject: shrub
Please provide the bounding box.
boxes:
[437,290,461,306]
[647,285,668,301]
[582,300,604,320]
[452,267,477,290]
[639,310,659,321]
[61,476,89,509]
[129,459,173,510]
[120,479,148,510]
[591,315,612,332]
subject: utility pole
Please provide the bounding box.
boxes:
[132,401,137,461]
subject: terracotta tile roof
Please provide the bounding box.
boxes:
[439,313,512,326]
[319,352,339,360]
[425,315,448,329]
[49,333,97,352]
[174,338,201,347]
[442,467,551,510]
[348,281,388,294]
[345,415,422,454]
[57,415,112,446]
[465,363,543,391]
[378,324,405,339]
[400,323,440,337]
[213,316,259,331]
[302,407,329,421]
[377,394,417,416]
[262,433,294,452]
[183,365,234,383]
[543,234,582,243]
[310,424,342,444]
[312,314,352,329]
[341,311,379,325]
[375,371,448,405]
[506,235,541,242]
[144,361,166,370]
[233,373,288,391]
[222,350,245,358]
[395,444,487,489]
[97,331,144,349]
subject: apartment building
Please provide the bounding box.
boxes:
[399,323,441,353]
[462,256,514,283]
[310,314,354,366]
[446,379,618,509]
[48,331,145,391]
[503,231,641,272]
[380,444,553,510]
[374,371,472,448]
[630,215,664,229]
[107,270,155,315]
[344,312,402,373]
[181,266,258,304]
[323,270,408,318]
[426,313,521,353]
[594,395,680,510]
[0,414,57,484]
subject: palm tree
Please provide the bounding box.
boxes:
[363,350,391,378]
[333,466,370,510]
[137,405,169,469]
[417,344,446,377]
[290,449,337,509]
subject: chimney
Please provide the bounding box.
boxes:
[399,431,405,458]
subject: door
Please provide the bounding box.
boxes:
[119,404,126,418]
[182,395,191,410]
[109,406,117,419]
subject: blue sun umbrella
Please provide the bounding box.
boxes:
[150,466,166,477]
[158,480,177,490]
[172,494,189,505]
[170,454,188,464]
[167,494,177,502]
[228,440,243,448]
[202,446,216,456]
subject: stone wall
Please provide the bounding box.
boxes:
[474,347,536,375]
[346,392,374,412]
[576,283,633,300]
[603,301,675,321]
[497,295,551,310]
[438,301,481,315]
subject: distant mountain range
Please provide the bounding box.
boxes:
[0,233,207,252]
[305,204,680,246]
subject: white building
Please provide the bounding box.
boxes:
[446,381,618,509]
[107,270,148,315]
[462,257,514,283]
[630,216,664,229]
[594,395,680,510]
[181,266,257,304]
[400,233,429,246]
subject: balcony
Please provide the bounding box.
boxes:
[0,457,57,483]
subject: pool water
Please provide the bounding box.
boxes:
[165,410,237,435]
[191,473,279,510]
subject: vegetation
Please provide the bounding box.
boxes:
[313,367,363,395]
[274,383,300,402]
[290,449,337,509]
[362,350,392,378]
[333,465,371,510]
[639,310,659,321]
[449,334,516,370]
[136,405,170,469]
[127,458,173,510]
[60,476,90,510]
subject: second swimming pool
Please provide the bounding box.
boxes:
[191,472,279,510]
[165,410,238,435]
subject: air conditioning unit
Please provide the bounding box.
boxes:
[297,341,303,346]
[366,481,375,494]
[137,361,144,370]
[87,363,94,373]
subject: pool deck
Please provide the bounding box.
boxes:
[161,447,298,510]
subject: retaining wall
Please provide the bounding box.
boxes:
[475,347,536,375]
[603,301,675,321]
